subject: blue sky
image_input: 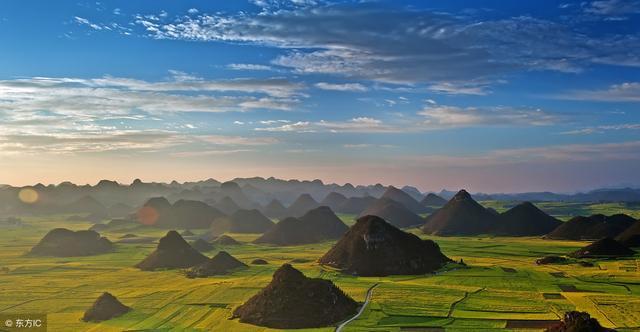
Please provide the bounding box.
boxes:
[0,0,639,192]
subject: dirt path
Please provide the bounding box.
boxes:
[447,287,485,318]
[335,283,379,332]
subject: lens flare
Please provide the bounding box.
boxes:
[18,188,39,204]
[136,206,159,225]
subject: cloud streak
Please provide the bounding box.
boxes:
[560,123,640,135]
[403,140,640,167]
[254,104,558,133]
[418,104,558,128]
[315,82,367,92]
[585,0,640,15]
[556,82,640,102]
[123,4,640,85]
[0,74,306,122]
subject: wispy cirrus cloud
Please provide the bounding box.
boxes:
[74,16,103,30]
[0,73,305,120]
[0,130,186,156]
[0,129,279,156]
[315,82,367,92]
[427,82,492,95]
[167,134,279,158]
[115,4,640,87]
[556,82,640,102]
[238,98,299,111]
[250,0,321,10]
[418,104,558,128]
[255,118,397,133]
[73,16,131,34]
[560,123,640,135]
[316,117,398,133]
[254,103,559,133]
[260,119,291,125]
[62,71,305,98]
[402,140,640,167]
[584,0,640,16]
[0,72,293,156]
[195,135,278,145]
[254,121,314,132]
[227,63,273,71]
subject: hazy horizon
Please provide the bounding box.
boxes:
[3,173,639,195]
[1,0,639,192]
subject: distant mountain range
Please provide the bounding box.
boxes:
[0,177,638,218]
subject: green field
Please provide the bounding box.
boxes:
[1,211,639,331]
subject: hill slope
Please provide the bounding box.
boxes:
[381,186,427,213]
[232,264,357,328]
[30,228,113,257]
[254,206,348,245]
[496,202,561,236]
[135,231,208,270]
[422,190,499,236]
[359,198,424,228]
[319,215,451,276]
[547,214,635,240]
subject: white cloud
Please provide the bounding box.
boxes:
[557,82,640,102]
[121,5,640,85]
[402,141,640,167]
[255,117,399,133]
[254,121,313,132]
[418,105,557,128]
[251,0,319,10]
[585,0,640,15]
[428,82,490,95]
[74,16,103,30]
[0,127,278,156]
[0,74,297,155]
[0,130,187,156]
[560,123,640,135]
[317,117,401,133]
[227,63,273,71]
[0,75,305,122]
[559,128,602,135]
[254,104,560,133]
[195,135,278,146]
[81,71,305,98]
[315,82,368,92]
[188,8,199,14]
[74,16,131,34]
[260,120,291,124]
[238,97,299,111]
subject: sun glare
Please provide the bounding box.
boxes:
[136,206,159,225]
[18,188,39,204]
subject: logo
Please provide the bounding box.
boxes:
[0,314,46,331]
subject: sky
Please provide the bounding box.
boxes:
[0,0,639,193]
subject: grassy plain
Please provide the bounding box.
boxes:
[0,206,639,331]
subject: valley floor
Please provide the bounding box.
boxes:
[0,215,639,331]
